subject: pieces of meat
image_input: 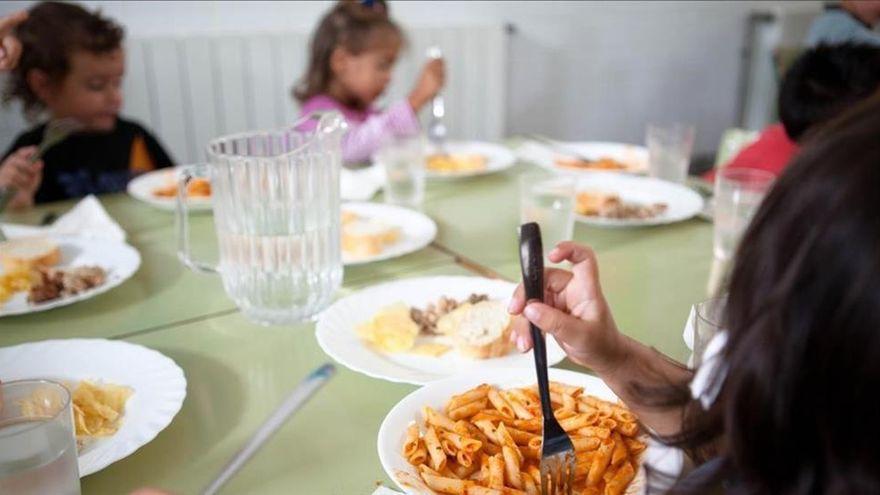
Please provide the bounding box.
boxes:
[411,293,489,335]
[28,266,107,304]
[598,200,668,219]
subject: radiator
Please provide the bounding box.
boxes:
[0,24,508,165]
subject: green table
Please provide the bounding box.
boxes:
[420,163,712,361]
[0,200,455,346]
[0,158,713,494]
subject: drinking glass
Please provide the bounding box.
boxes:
[520,173,575,259]
[693,297,725,368]
[0,380,80,495]
[646,123,695,184]
[713,168,775,261]
[376,135,426,208]
[176,112,347,325]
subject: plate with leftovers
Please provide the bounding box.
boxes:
[518,141,649,176]
[0,235,140,317]
[127,167,212,212]
[0,339,186,476]
[573,174,704,228]
[378,367,683,495]
[342,202,437,265]
[316,276,566,385]
[426,142,516,179]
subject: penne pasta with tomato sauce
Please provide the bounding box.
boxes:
[446,384,491,412]
[449,398,490,421]
[404,423,426,465]
[487,388,516,419]
[425,406,459,432]
[400,383,646,494]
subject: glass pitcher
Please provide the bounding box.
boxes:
[176,112,347,325]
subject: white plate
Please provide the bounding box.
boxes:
[0,223,43,238]
[0,235,141,317]
[0,339,187,477]
[426,141,516,179]
[316,276,566,385]
[127,167,212,212]
[342,202,437,265]
[378,367,683,495]
[574,174,704,228]
[519,141,648,175]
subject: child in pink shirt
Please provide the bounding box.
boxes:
[294,1,444,164]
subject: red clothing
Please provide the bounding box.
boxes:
[704,123,798,182]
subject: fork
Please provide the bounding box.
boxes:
[527,134,595,165]
[31,118,84,164]
[518,222,576,495]
[425,46,447,155]
[0,118,82,241]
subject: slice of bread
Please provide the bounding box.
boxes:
[437,300,514,359]
[0,237,62,272]
[341,219,400,258]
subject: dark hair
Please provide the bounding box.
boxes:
[292,0,402,104]
[778,43,880,141]
[649,94,880,494]
[2,1,124,120]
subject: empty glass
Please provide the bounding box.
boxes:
[646,123,695,184]
[375,135,426,208]
[177,112,347,325]
[0,380,80,495]
[520,173,575,259]
[713,168,774,261]
[693,297,725,368]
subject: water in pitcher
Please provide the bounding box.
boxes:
[0,419,80,495]
[217,221,343,325]
[182,112,348,325]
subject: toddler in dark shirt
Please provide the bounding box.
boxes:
[0,1,174,208]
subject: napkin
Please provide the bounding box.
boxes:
[341,165,385,201]
[47,195,126,242]
[2,195,126,242]
[683,301,730,409]
[682,305,696,351]
[689,331,729,409]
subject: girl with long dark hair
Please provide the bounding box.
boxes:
[509,93,880,494]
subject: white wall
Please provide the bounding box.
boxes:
[0,1,820,154]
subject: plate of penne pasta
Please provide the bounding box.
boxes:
[378,367,683,495]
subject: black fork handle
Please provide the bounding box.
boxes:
[518,222,554,419]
